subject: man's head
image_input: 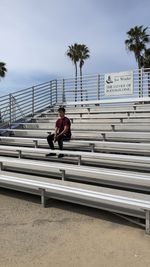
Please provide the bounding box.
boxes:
[58,107,65,118]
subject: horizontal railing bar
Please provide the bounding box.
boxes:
[12,91,32,98]
[34,100,50,109]
[12,96,33,105]
[34,84,50,91]
[34,98,50,107]
[34,91,50,99]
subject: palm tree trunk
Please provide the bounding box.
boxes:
[75,63,77,102]
[80,67,83,101]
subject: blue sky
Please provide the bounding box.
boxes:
[0,0,150,96]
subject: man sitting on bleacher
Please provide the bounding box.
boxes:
[46,107,71,158]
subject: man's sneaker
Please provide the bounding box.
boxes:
[46,153,56,157]
[58,154,64,158]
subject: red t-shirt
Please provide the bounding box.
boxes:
[55,116,71,137]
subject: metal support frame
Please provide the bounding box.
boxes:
[78,155,82,165]
[87,108,90,114]
[60,169,65,181]
[90,143,95,152]
[111,124,115,131]
[0,162,4,171]
[101,133,106,141]
[33,140,38,148]
[145,210,150,235]
[39,188,46,207]
[17,150,22,158]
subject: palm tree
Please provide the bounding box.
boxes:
[142,48,150,97]
[125,26,150,96]
[0,62,7,79]
[78,44,90,101]
[125,25,149,68]
[66,43,80,102]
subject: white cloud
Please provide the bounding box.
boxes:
[0,0,150,94]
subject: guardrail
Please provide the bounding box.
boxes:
[57,68,150,104]
[0,68,150,126]
[0,80,57,126]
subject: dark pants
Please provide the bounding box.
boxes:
[47,133,71,150]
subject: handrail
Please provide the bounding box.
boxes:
[0,68,150,126]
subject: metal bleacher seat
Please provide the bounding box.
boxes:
[0,96,150,234]
[0,145,150,171]
[1,168,150,234]
[1,136,150,155]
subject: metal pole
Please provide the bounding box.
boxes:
[97,74,100,100]
[32,86,35,117]
[62,79,65,103]
[9,93,12,127]
[60,169,65,181]
[40,188,46,208]
[50,81,52,107]
[55,80,58,104]
[0,162,3,171]
[145,210,150,235]
[140,68,143,98]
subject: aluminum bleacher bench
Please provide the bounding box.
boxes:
[40,104,149,115]
[34,117,150,124]
[0,129,150,142]
[0,145,150,171]
[0,136,150,155]
[10,122,150,132]
[37,113,130,119]
[1,156,150,191]
[63,96,150,106]
[0,171,150,234]
[36,113,150,121]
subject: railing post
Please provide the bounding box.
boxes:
[140,68,143,97]
[62,79,65,103]
[50,81,52,107]
[75,76,77,103]
[148,70,150,97]
[138,68,143,98]
[55,80,58,104]
[32,86,35,117]
[9,93,12,127]
[97,74,100,100]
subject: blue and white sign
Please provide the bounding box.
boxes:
[105,71,133,96]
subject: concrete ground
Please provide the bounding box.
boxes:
[0,188,150,267]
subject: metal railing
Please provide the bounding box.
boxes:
[0,80,57,126]
[0,68,150,126]
[56,68,150,103]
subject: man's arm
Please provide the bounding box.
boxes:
[56,125,69,139]
[59,125,69,136]
[54,127,59,141]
